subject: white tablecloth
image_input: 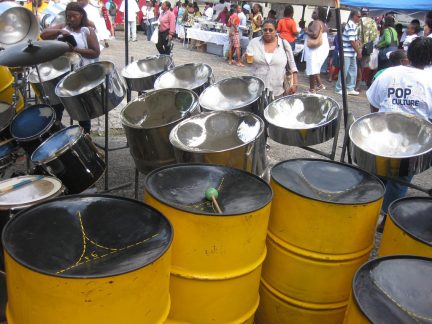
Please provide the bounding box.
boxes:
[186,28,249,48]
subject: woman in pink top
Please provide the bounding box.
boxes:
[156,1,176,55]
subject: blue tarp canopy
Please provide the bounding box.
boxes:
[340,0,430,11]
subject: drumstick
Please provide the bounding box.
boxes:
[205,187,222,214]
[0,175,44,194]
[0,138,15,146]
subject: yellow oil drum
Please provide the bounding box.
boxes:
[344,255,432,323]
[0,66,24,112]
[379,197,432,257]
[144,163,273,324]
[256,159,385,324]
[2,195,173,324]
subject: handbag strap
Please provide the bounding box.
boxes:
[280,37,290,73]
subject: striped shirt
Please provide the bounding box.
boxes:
[342,20,358,57]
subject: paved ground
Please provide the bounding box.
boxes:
[56,30,432,201]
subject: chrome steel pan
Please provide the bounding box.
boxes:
[154,63,214,95]
[29,56,71,105]
[350,112,432,177]
[121,55,174,92]
[199,76,265,115]
[264,93,340,146]
[169,111,266,177]
[55,61,126,121]
[121,88,200,173]
[0,2,39,47]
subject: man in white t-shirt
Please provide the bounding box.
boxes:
[120,0,140,41]
[367,37,432,231]
[203,3,213,20]
[367,37,432,121]
[237,5,246,27]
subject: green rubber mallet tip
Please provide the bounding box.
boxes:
[205,188,219,200]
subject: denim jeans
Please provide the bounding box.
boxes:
[145,19,155,41]
[335,54,357,91]
[380,175,414,214]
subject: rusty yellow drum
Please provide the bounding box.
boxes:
[144,164,272,324]
[0,66,24,112]
[344,255,432,323]
[379,197,432,257]
[256,159,384,324]
[2,195,172,324]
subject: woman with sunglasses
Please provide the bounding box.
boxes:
[245,20,298,97]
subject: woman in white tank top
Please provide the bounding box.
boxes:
[40,2,101,133]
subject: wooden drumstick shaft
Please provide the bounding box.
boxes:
[211,196,222,214]
[0,175,44,194]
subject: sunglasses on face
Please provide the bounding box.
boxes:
[263,28,274,32]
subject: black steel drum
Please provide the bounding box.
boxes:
[0,142,16,171]
[10,104,59,155]
[31,125,105,194]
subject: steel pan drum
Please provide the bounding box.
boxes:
[144,164,272,323]
[349,112,432,177]
[199,76,265,114]
[169,111,266,177]
[0,2,39,46]
[121,88,200,173]
[343,256,432,323]
[264,94,340,146]
[2,195,173,324]
[121,55,174,92]
[0,101,15,140]
[56,61,126,121]
[379,197,432,257]
[154,63,213,95]
[0,142,16,171]
[29,56,71,106]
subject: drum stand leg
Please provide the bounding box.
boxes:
[97,75,132,194]
[34,65,50,105]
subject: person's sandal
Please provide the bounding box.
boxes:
[317,84,326,91]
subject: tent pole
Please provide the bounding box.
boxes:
[301,5,306,21]
[335,1,351,163]
[125,0,130,102]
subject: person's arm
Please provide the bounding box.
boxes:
[366,76,382,113]
[254,13,262,27]
[276,20,282,33]
[291,19,299,36]
[73,28,100,59]
[40,24,67,39]
[168,12,176,39]
[370,105,379,113]
[283,40,299,94]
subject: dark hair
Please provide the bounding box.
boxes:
[317,6,328,22]
[283,5,293,18]
[383,15,395,28]
[268,9,276,17]
[411,18,420,25]
[262,19,276,30]
[254,4,263,15]
[299,19,305,28]
[407,37,432,68]
[349,9,360,20]
[65,2,88,27]
[164,1,171,9]
[410,21,421,34]
[426,11,432,30]
[389,49,407,66]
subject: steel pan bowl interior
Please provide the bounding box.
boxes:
[121,88,198,129]
[0,2,39,46]
[264,93,340,146]
[349,112,432,176]
[170,111,263,153]
[199,76,264,112]
[28,56,70,83]
[55,62,106,97]
[121,55,173,86]
[154,63,213,92]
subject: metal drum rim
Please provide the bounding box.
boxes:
[351,255,432,323]
[169,110,265,153]
[120,88,198,130]
[0,175,64,210]
[387,196,432,247]
[10,104,56,142]
[144,162,273,217]
[154,63,213,90]
[1,194,174,279]
[349,112,432,159]
[198,76,265,111]
[30,125,83,164]
[27,56,71,84]
[121,55,172,79]
[264,93,341,130]
[271,158,385,205]
[55,60,116,98]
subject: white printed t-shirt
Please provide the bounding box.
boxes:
[366,65,432,120]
